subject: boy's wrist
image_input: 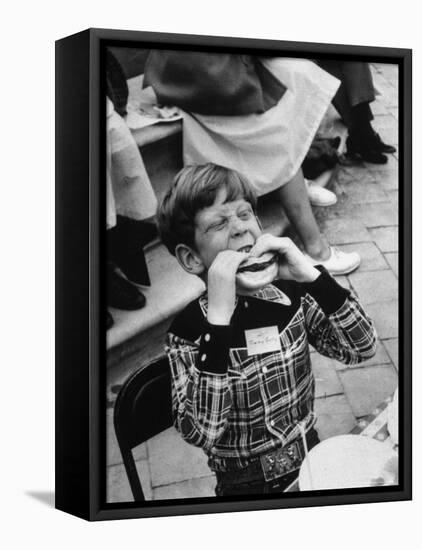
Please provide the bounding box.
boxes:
[207,311,232,325]
[207,296,235,326]
[294,265,320,283]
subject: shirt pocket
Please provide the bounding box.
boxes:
[279,312,310,384]
[228,349,263,415]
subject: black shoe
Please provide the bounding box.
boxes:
[107,311,114,330]
[108,266,146,310]
[346,135,388,165]
[369,132,397,154]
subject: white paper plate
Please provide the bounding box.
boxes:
[299,434,395,491]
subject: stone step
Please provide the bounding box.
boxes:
[107,243,205,353]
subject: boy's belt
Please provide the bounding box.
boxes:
[260,440,304,481]
[216,438,305,484]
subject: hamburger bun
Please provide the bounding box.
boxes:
[236,252,278,291]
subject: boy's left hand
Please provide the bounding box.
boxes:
[250,234,320,283]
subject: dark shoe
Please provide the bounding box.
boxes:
[108,267,146,310]
[107,311,114,330]
[346,135,388,165]
[370,131,397,154]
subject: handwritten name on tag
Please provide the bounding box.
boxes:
[245,326,281,356]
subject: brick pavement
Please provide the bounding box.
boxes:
[106,62,399,502]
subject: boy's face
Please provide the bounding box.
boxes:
[193,187,261,269]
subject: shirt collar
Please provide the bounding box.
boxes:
[198,282,289,317]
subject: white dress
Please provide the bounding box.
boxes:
[106,98,158,229]
[180,58,340,195]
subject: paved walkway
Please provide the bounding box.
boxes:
[107,63,399,502]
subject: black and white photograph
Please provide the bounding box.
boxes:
[5,0,422,542]
[105,44,404,504]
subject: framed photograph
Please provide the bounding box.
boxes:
[55,28,412,521]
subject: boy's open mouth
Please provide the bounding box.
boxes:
[237,250,277,273]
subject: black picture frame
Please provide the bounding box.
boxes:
[55,27,412,521]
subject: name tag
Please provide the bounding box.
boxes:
[245,326,281,356]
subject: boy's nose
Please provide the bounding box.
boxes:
[230,217,248,236]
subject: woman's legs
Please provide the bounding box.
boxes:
[276,168,330,261]
[317,61,395,163]
[317,61,375,127]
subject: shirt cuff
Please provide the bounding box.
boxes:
[304,265,350,315]
[197,322,232,375]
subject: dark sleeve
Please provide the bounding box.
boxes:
[165,303,233,450]
[197,322,232,374]
[303,265,350,315]
[301,266,377,365]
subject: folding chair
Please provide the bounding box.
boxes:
[113,356,172,501]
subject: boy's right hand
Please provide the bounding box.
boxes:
[207,250,249,326]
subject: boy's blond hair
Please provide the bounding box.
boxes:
[158,163,257,255]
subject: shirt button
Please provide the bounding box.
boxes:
[204,333,211,342]
[262,366,268,374]
[244,301,248,308]
[200,354,207,362]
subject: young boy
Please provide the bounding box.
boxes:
[158,163,377,496]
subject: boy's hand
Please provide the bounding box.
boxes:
[250,234,320,283]
[207,250,249,325]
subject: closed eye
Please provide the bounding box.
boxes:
[207,219,227,232]
[238,209,252,220]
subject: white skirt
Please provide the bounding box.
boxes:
[181,58,340,195]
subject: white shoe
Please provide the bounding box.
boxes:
[306,246,361,276]
[306,179,337,207]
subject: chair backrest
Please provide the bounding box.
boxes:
[113,356,172,500]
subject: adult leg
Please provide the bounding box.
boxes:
[318,61,395,162]
[276,168,361,275]
[318,61,375,126]
[276,169,330,261]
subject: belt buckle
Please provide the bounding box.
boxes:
[260,441,303,482]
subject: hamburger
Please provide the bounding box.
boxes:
[236,251,279,290]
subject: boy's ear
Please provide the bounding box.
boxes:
[175,244,205,275]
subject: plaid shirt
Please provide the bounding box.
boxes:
[166,267,377,472]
